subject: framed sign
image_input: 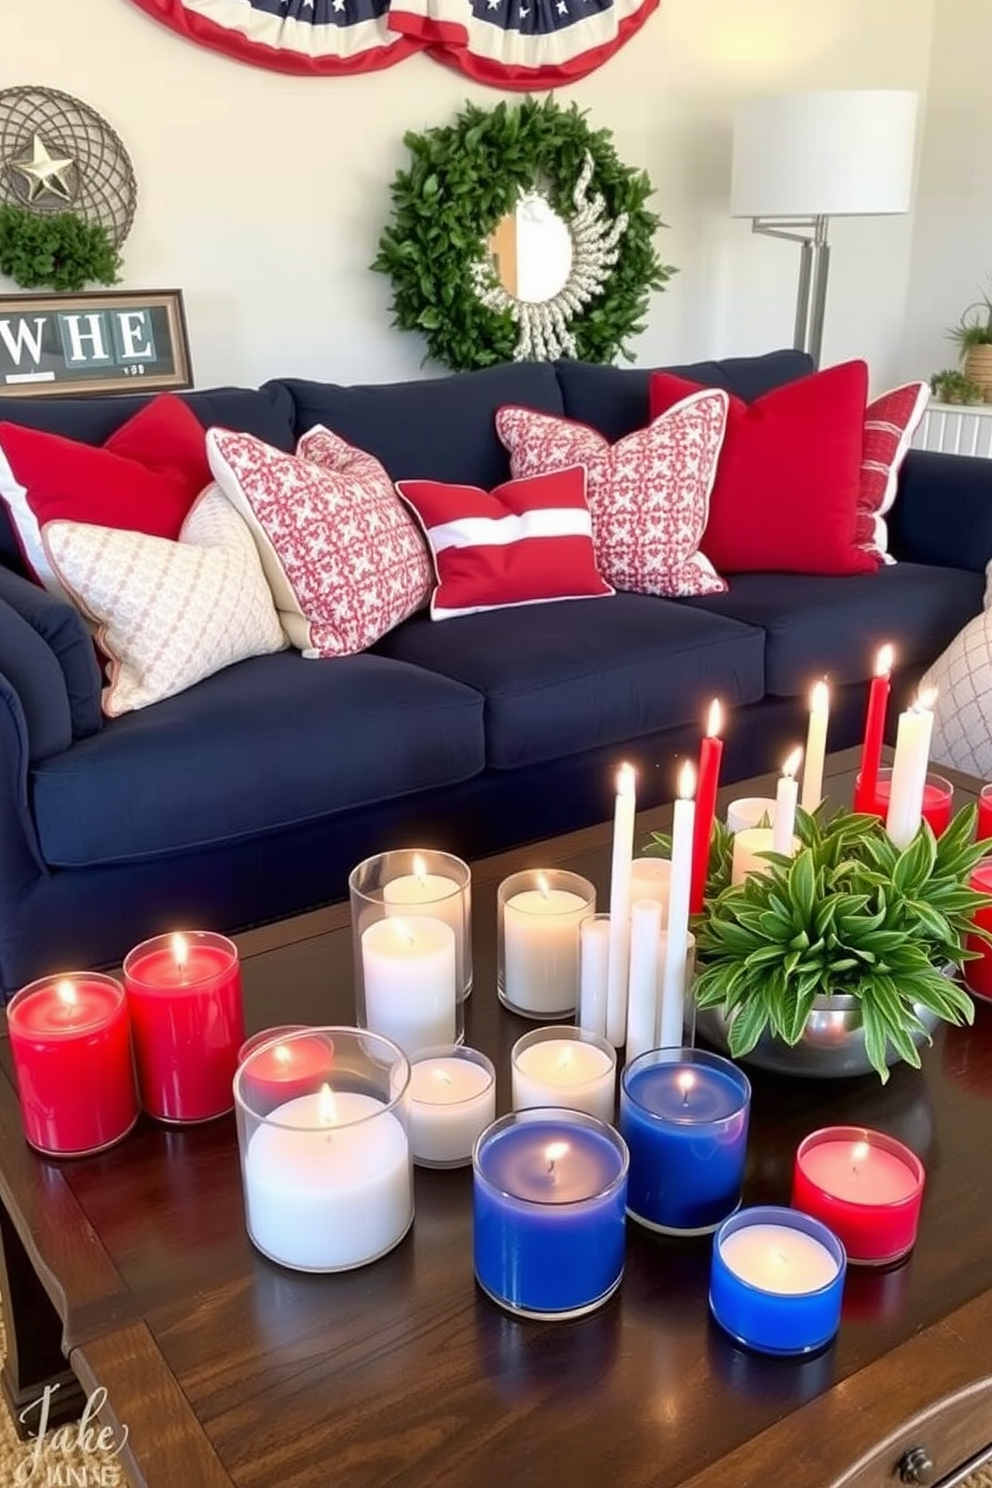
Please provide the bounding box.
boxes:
[0,289,193,399]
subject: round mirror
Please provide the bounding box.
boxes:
[487,192,574,304]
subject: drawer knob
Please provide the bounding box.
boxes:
[898,1447,935,1486]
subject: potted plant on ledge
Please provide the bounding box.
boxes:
[649,807,988,1083]
[948,284,992,402]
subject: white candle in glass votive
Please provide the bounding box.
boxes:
[886,689,937,850]
[361,916,457,1055]
[503,877,588,1018]
[383,854,466,991]
[512,1034,616,1122]
[719,1222,841,1294]
[244,1086,411,1271]
[629,857,672,923]
[408,1054,495,1167]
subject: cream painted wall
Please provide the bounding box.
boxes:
[901,0,992,384]
[2,0,934,389]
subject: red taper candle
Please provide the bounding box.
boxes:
[690,699,723,915]
[854,644,894,815]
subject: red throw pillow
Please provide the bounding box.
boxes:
[396,466,613,620]
[0,395,210,599]
[649,361,878,575]
[857,382,929,563]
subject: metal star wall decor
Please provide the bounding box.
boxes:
[0,86,137,246]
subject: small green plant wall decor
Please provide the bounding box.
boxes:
[646,806,988,1082]
[372,97,675,372]
[0,203,121,293]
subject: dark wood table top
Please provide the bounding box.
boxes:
[4,748,992,1488]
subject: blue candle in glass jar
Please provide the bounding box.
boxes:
[473,1108,628,1319]
[620,1048,750,1234]
[710,1206,846,1356]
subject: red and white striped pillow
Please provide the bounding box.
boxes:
[396,466,613,621]
[857,382,929,563]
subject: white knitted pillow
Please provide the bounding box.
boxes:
[42,485,287,717]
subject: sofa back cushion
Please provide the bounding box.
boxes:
[555,350,814,444]
[269,363,565,489]
[0,386,297,574]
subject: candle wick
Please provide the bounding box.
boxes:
[546,1158,556,1176]
[681,1087,690,1107]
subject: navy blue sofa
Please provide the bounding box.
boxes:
[0,349,987,997]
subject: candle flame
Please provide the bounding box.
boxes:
[810,679,829,714]
[171,933,188,971]
[431,1066,454,1087]
[391,919,416,946]
[851,1140,870,1170]
[678,759,697,801]
[412,854,427,884]
[876,644,894,677]
[55,978,78,1008]
[545,1140,569,1173]
[318,1083,338,1126]
[536,873,551,899]
[616,762,636,797]
[677,1070,695,1106]
[782,747,803,780]
[914,687,937,713]
[706,698,722,739]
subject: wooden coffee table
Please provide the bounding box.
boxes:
[2,748,992,1488]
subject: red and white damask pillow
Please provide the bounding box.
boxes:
[495,390,730,598]
[396,466,613,620]
[207,424,433,657]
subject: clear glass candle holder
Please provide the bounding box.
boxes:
[349,849,472,1003]
[726,797,776,835]
[234,1026,412,1273]
[497,869,596,1020]
[408,1044,496,1169]
[511,1026,616,1123]
[858,768,954,838]
[8,972,139,1157]
[473,1108,629,1320]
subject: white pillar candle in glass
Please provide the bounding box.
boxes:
[726,798,776,835]
[361,916,457,1055]
[511,1028,617,1123]
[626,899,662,1062]
[659,761,696,1053]
[800,681,830,814]
[243,1086,412,1271]
[629,857,672,924]
[772,747,803,856]
[498,871,595,1020]
[578,913,611,1037]
[886,689,937,850]
[408,1047,496,1168]
[606,763,637,1047]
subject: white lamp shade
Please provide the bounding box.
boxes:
[731,90,919,219]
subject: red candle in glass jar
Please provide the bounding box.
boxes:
[964,860,992,1001]
[866,770,954,838]
[8,974,138,1156]
[792,1126,924,1266]
[977,786,992,843]
[124,932,244,1123]
[236,1027,334,1107]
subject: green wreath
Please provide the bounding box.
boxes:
[372,98,676,373]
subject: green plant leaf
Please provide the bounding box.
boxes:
[0,204,121,292]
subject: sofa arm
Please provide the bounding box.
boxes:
[0,666,49,995]
[889,450,992,573]
[0,590,72,761]
[0,568,102,738]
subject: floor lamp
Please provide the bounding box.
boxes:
[730,91,918,368]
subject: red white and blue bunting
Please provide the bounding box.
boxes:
[124,0,658,85]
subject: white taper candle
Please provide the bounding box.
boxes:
[625,899,662,1062]
[800,681,830,813]
[772,748,803,857]
[886,689,936,849]
[658,761,696,1050]
[606,764,637,1047]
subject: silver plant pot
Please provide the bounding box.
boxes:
[694,995,944,1080]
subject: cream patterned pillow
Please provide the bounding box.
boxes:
[922,568,992,779]
[42,485,287,717]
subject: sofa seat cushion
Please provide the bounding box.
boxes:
[32,651,485,867]
[682,565,984,697]
[372,596,765,769]
[269,363,565,490]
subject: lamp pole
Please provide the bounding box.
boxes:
[750,216,830,368]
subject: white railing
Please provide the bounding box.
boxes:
[914,402,992,458]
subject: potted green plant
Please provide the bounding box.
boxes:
[947,284,992,401]
[930,368,985,406]
[645,807,988,1082]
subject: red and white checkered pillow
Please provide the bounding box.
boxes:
[857,382,929,563]
[206,425,433,657]
[495,390,729,597]
[396,466,613,620]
